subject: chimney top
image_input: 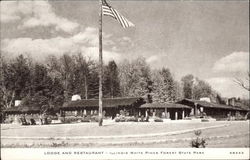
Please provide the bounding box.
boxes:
[71,95,81,101]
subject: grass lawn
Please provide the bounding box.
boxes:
[1,121,249,148]
[1,121,230,137]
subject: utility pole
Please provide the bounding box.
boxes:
[98,0,103,126]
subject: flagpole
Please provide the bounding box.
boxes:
[98,0,103,126]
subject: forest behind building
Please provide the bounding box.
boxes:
[0,53,237,110]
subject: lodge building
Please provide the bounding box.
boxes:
[59,96,249,120]
[177,98,248,120]
[60,97,145,119]
[139,103,192,120]
[2,96,249,123]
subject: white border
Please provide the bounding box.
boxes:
[1,148,250,160]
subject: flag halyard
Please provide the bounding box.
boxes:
[102,0,135,28]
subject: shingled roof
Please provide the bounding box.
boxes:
[4,105,41,114]
[4,107,22,113]
[234,101,250,111]
[177,99,248,111]
[20,106,41,113]
[62,97,145,109]
[140,103,191,109]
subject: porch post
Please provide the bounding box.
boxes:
[182,109,185,119]
[175,111,178,120]
[165,107,167,119]
[153,109,156,117]
[80,110,83,117]
[194,103,198,117]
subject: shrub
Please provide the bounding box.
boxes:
[81,119,90,122]
[82,115,91,122]
[80,115,99,122]
[114,116,139,122]
[50,116,58,120]
[120,117,126,122]
[59,117,65,122]
[115,118,120,122]
[246,112,250,120]
[90,116,99,122]
[114,116,127,122]
[138,116,149,122]
[4,118,14,124]
[201,119,209,122]
[126,117,138,122]
[154,118,163,122]
[191,130,207,148]
[184,117,192,120]
[46,117,52,124]
[235,115,246,121]
[61,116,81,123]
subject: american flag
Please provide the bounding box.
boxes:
[102,0,135,28]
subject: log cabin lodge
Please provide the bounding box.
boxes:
[2,95,249,123]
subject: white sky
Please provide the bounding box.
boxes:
[0,0,249,98]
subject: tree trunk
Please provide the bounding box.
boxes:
[84,75,88,99]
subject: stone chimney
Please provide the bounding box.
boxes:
[14,100,21,107]
[72,95,81,101]
[199,97,211,103]
[228,97,236,106]
[231,97,236,106]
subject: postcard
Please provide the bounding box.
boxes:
[0,0,249,159]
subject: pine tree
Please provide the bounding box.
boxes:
[21,63,64,111]
[119,60,132,96]
[181,74,194,99]
[151,68,176,103]
[88,64,99,99]
[103,60,121,98]
[151,70,165,103]
[160,68,176,102]
[31,64,53,106]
